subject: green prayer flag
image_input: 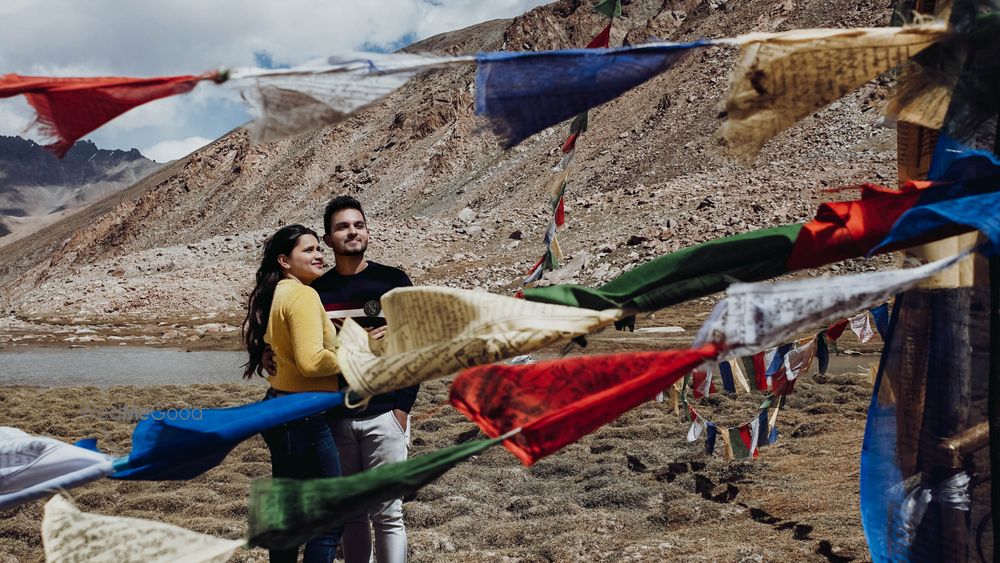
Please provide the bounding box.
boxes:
[248,437,502,550]
[569,112,589,135]
[729,427,751,459]
[593,0,622,19]
[523,224,802,311]
[740,356,757,381]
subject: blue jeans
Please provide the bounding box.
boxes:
[261,389,344,563]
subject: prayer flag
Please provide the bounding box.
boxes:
[248,438,501,550]
[766,344,792,377]
[0,427,113,510]
[718,361,736,393]
[743,352,768,391]
[586,22,614,49]
[875,140,1000,257]
[111,392,344,480]
[235,53,472,143]
[42,495,243,563]
[687,416,706,442]
[561,132,579,153]
[827,318,849,341]
[524,254,546,284]
[476,41,707,148]
[705,423,718,455]
[524,173,996,313]
[870,303,889,338]
[691,366,716,399]
[593,0,622,19]
[721,24,947,158]
[729,426,751,459]
[0,73,213,157]
[524,224,802,310]
[450,345,719,465]
[695,252,968,359]
[756,409,770,447]
[730,359,751,393]
[850,312,876,343]
[772,337,818,395]
[786,183,926,270]
[338,286,622,399]
[816,330,830,374]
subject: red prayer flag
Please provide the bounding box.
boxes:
[738,424,760,458]
[786,182,930,270]
[561,132,579,154]
[691,368,716,399]
[0,72,214,157]
[770,366,795,396]
[752,352,768,391]
[827,318,849,341]
[450,345,719,465]
[586,22,613,49]
[554,197,566,228]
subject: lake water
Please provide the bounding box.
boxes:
[0,347,250,387]
[0,346,880,388]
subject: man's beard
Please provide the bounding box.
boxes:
[339,241,367,256]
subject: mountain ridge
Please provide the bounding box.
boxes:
[0,0,898,321]
[0,136,159,244]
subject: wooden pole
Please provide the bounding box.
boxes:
[892,0,973,555]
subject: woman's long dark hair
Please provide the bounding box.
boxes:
[242,224,319,379]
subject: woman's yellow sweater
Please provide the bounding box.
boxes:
[264,278,341,392]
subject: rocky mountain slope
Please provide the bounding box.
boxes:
[0,136,158,245]
[0,0,898,321]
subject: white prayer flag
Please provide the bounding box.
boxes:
[0,427,113,510]
[42,495,244,563]
[695,253,967,359]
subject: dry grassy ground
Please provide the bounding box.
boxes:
[0,325,879,562]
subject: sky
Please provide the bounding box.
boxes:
[0,0,550,162]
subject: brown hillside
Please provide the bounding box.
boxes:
[0,0,897,321]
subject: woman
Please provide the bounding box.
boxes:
[243,224,343,563]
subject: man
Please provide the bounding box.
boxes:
[313,195,417,563]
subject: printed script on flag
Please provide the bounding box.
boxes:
[42,495,243,563]
[721,23,948,158]
[696,252,967,358]
[337,286,623,398]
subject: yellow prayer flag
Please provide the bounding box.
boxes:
[338,286,623,398]
[720,23,948,159]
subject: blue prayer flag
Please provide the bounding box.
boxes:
[705,422,717,455]
[870,303,889,338]
[718,361,735,393]
[766,343,793,377]
[756,409,769,446]
[475,41,709,148]
[875,137,1000,256]
[111,391,344,480]
[73,437,100,452]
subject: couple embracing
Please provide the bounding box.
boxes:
[242,195,417,563]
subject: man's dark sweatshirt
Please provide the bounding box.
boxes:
[312,261,419,417]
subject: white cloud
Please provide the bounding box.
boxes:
[143,136,213,163]
[0,0,551,151]
[0,99,35,139]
